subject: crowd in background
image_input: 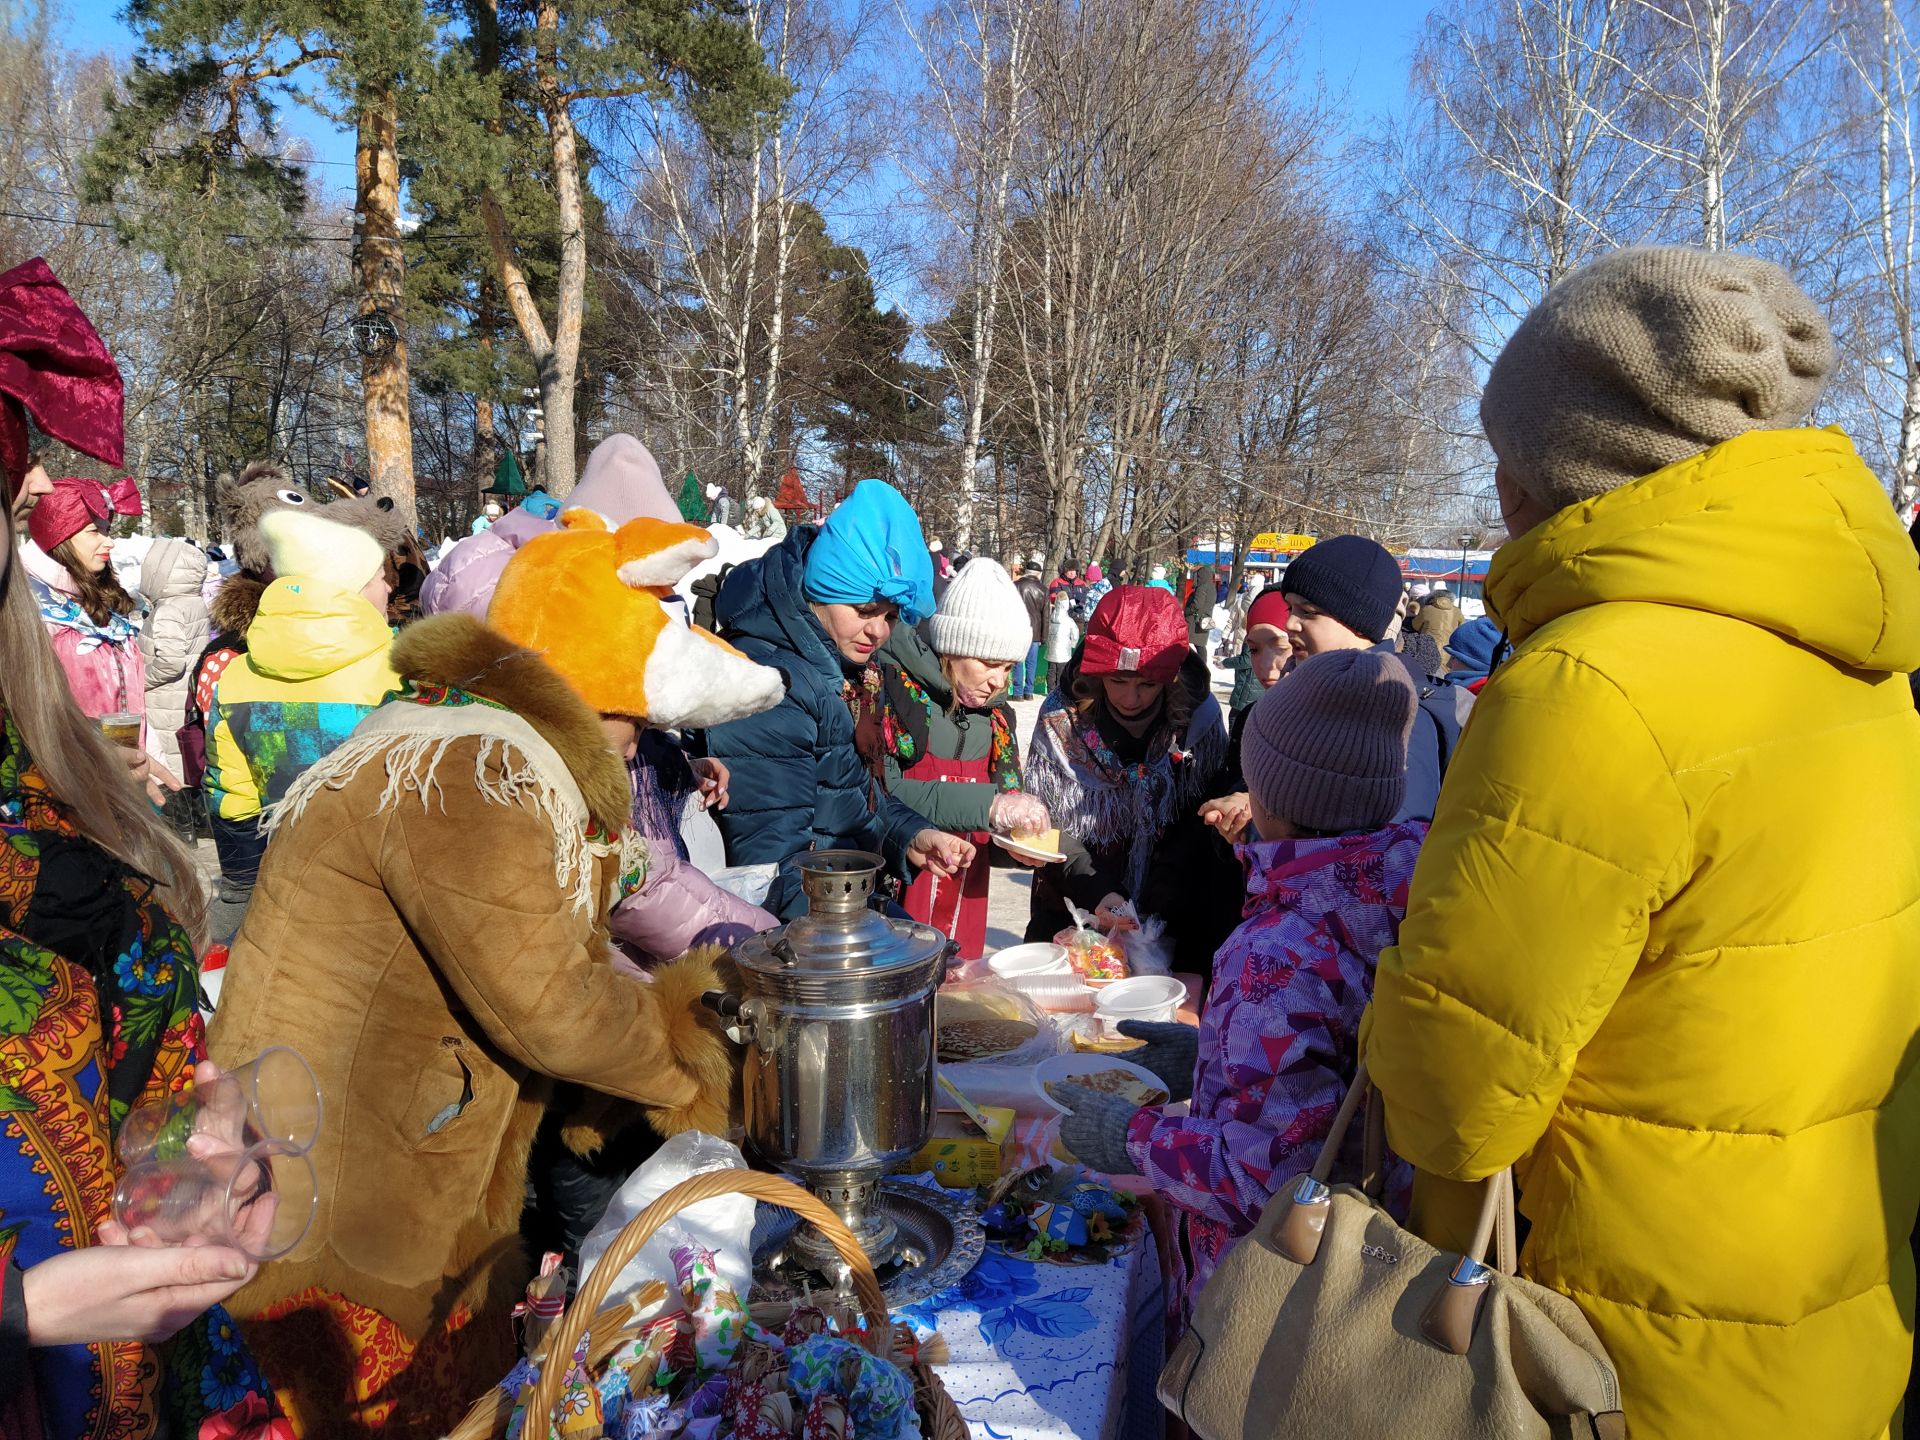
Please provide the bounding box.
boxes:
[3,242,1920,1440]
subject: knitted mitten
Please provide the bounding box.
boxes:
[1115,1020,1198,1102]
[1054,1084,1143,1176]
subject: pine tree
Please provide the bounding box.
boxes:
[88,0,433,518]
[409,0,782,494]
[677,471,708,523]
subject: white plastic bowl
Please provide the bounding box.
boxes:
[987,943,1071,980]
[1093,974,1187,1037]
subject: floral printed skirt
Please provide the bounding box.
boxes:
[241,1288,509,1439]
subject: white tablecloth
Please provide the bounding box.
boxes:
[903,1227,1164,1440]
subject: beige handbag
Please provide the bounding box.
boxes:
[1157,1062,1626,1439]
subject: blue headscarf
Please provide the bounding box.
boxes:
[801,479,936,623]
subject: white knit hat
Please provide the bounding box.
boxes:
[926,558,1031,662]
[258,507,386,596]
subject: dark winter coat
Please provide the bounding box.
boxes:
[1016,573,1048,646]
[696,525,933,920]
[1374,640,1473,824]
[1184,570,1215,650]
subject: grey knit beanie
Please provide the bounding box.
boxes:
[1242,649,1416,834]
[1480,246,1836,514]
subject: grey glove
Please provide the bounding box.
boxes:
[1116,1020,1197,1103]
[1054,1083,1143,1176]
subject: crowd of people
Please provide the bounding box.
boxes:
[2,241,1918,1440]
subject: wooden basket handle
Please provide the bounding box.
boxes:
[523,1169,890,1424]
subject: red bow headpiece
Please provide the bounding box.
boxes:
[0,258,125,495]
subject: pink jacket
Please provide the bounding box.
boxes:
[1126,822,1426,1319]
[417,507,551,618]
[608,746,775,961]
[608,852,773,960]
[23,540,148,734]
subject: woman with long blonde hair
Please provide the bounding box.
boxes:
[1,491,274,1436]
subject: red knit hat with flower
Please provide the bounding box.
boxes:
[1079,585,1190,683]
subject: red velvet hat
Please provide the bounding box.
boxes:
[1080,585,1189,683]
[27,475,142,553]
[0,258,125,495]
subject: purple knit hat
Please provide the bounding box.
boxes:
[1242,649,1416,833]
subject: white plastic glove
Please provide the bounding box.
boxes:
[988,790,1051,838]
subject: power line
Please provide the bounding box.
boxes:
[0,203,489,248]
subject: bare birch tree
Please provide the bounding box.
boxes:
[897,0,1032,550]
[608,0,885,498]
[1382,0,1671,359]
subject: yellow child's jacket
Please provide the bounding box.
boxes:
[1365,428,1920,1438]
[204,578,398,821]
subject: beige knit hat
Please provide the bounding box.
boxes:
[1479,246,1836,513]
[926,557,1032,663]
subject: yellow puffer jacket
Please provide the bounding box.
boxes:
[1364,427,1920,1439]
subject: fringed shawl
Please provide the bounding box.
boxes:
[269,684,647,916]
[1024,688,1227,896]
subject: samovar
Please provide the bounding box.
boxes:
[721,851,951,1278]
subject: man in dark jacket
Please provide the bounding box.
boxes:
[1184,566,1216,656]
[1012,558,1047,700]
[1276,535,1471,823]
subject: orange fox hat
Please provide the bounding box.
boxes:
[488,509,785,728]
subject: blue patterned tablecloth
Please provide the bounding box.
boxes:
[900,1229,1164,1440]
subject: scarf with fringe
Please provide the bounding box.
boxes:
[1023,688,1226,897]
[268,680,647,915]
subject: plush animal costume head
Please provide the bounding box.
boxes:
[489,510,785,728]
[211,462,418,638]
[218,461,407,577]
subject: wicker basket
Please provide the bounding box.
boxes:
[447,1169,966,1440]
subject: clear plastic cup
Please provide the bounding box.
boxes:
[114,1140,317,1261]
[120,1047,322,1167]
[98,711,143,748]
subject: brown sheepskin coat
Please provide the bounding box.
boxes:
[210,614,738,1349]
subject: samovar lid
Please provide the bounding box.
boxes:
[739,850,948,973]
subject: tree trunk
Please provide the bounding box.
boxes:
[536,0,583,493]
[480,0,583,496]
[357,87,416,521]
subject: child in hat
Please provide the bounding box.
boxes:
[1279,534,1474,822]
[1202,588,1294,841]
[1442,616,1509,692]
[877,558,1051,958]
[22,474,150,735]
[1022,585,1232,971]
[1051,648,1428,1327]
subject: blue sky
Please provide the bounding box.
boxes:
[56,0,1432,199]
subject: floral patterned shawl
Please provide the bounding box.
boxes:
[0,707,283,1439]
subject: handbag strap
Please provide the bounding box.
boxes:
[1309,1062,1519,1275]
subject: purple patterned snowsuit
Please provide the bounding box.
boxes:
[1124,821,1426,1320]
